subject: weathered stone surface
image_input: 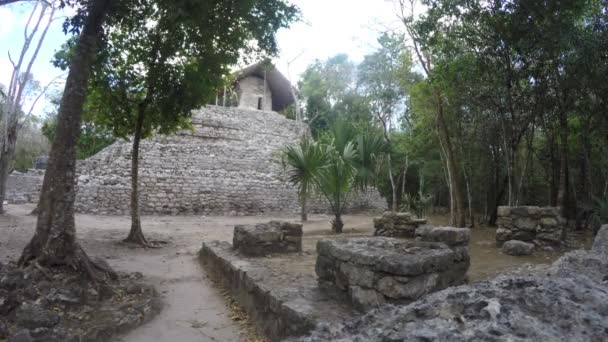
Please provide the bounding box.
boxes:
[9,329,32,342]
[592,224,608,254]
[502,240,535,256]
[415,226,470,246]
[496,206,566,247]
[373,212,426,238]
[316,237,469,309]
[296,226,608,342]
[200,240,355,342]
[3,171,42,204]
[7,106,386,215]
[233,221,303,256]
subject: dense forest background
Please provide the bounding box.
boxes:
[289,0,608,227]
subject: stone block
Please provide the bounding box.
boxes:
[502,240,535,256]
[373,211,426,238]
[497,206,511,217]
[415,226,470,247]
[233,221,302,257]
[316,237,469,309]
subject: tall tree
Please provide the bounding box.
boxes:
[19,0,116,281]
[395,0,467,226]
[358,33,412,212]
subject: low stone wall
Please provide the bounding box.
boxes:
[496,206,566,247]
[373,212,427,238]
[200,241,355,341]
[296,225,608,342]
[315,237,469,309]
[233,221,302,256]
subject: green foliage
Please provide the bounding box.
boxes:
[41,114,114,160]
[282,121,386,232]
[298,54,372,135]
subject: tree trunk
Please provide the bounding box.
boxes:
[556,109,571,218]
[18,0,116,283]
[387,153,397,212]
[0,125,17,214]
[300,195,308,222]
[124,105,147,245]
[332,213,343,233]
[435,92,466,227]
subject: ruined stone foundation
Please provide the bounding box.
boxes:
[496,206,566,248]
[74,106,385,215]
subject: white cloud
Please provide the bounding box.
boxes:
[0,7,15,37]
[273,0,400,82]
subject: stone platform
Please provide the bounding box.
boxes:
[200,241,355,342]
[316,237,469,309]
[373,212,427,238]
[233,221,302,256]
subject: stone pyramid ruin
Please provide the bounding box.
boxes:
[75,105,384,215]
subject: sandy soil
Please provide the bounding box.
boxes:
[0,204,591,341]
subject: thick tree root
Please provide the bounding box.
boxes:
[19,242,117,284]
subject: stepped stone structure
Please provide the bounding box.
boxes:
[74,105,385,215]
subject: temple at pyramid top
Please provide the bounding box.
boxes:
[217,61,296,112]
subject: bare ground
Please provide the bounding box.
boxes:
[0,204,590,341]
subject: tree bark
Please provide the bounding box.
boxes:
[556,105,571,218]
[332,213,343,233]
[18,0,116,283]
[300,195,308,222]
[124,105,147,245]
[387,153,398,212]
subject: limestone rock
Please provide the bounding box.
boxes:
[502,240,535,256]
[373,212,426,238]
[316,237,468,309]
[233,221,302,256]
[496,206,566,248]
[592,224,608,255]
[297,228,608,342]
[415,226,470,246]
[9,329,32,342]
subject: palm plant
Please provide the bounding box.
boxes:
[281,139,326,221]
[316,141,356,233]
[282,121,385,233]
